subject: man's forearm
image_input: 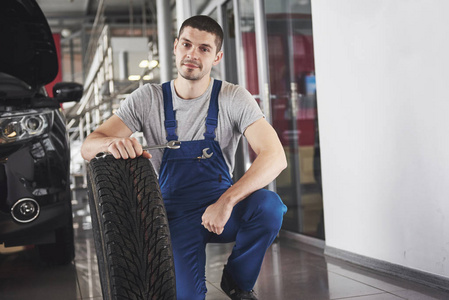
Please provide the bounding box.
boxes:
[81,115,143,161]
[81,132,115,161]
[218,148,287,207]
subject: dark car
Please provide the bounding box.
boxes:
[0,0,83,265]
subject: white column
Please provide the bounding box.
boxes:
[157,0,173,82]
[176,0,192,34]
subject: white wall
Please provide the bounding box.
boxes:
[311,0,449,277]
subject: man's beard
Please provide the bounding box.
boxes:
[179,60,204,81]
[179,71,202,81]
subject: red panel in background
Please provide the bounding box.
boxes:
[242,30,316,147]
[45,33,62,97]
[242,32,259,96]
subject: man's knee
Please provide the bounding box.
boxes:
[248,189,287,231]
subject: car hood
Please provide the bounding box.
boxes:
[0,0,58,89]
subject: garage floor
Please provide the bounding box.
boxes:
[1,199,449,300]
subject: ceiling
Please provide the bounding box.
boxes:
[36,0,161,37]
[33,0,175,84]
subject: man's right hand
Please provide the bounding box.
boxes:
[107,137,152,160]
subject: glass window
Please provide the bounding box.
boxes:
[264,0,323,239]
[239,0,258,96]
[236,0,324,239]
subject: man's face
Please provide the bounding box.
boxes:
[174,26,223,81]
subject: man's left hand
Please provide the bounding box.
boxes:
[201,201,233,235]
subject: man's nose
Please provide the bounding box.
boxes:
[186,47,198,59]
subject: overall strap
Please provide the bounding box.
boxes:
[162,81,178,141]
[204,80,222,140]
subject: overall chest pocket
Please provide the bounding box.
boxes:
[164,155,227,197]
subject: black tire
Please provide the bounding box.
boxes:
[38,204,75,265]
[87,155,176,300]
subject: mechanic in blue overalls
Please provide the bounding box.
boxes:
[81,15,287,300]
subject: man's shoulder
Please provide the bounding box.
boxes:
[220,80,241,91]
[219,80,252,99]
[137,82,163,93]
[128,82,163,100]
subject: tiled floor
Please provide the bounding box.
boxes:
[1,199,449,300]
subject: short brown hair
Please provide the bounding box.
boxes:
[178,15,224,52]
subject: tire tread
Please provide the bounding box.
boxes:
[88,156,176,300]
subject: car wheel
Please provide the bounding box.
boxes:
[87,155,176,300]
[38,206,75,265]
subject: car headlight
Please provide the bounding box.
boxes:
[0,111,52,144]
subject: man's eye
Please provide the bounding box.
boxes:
[183,43,190,47]
[201,47,210,52]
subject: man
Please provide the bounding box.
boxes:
[81,15,287,300]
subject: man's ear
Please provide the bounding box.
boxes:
[173,38,178,55]
[213,51,224,66]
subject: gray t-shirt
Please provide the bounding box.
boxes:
[115,78,264,175]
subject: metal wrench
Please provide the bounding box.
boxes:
[143,140,181,151]
[95,141,181,159]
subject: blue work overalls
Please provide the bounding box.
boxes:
[159,80,287,300]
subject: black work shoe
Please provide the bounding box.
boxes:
[220,266,258,300]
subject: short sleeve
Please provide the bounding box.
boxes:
[115,85,153,133]
[229,85,264,134]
